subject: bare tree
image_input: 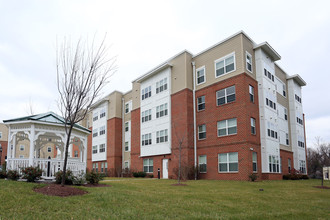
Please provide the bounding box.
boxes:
[25,98,35,115]
[56,36,116,186]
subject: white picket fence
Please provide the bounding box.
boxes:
[6,158,86,179]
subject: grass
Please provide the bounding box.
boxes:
[0,178,329,219]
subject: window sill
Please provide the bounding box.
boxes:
[216,100,236,108]
[215,69,236,79]
[217,133,237,138]
[218,171,238,173]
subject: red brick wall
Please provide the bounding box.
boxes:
[86,126,93,171]
[107,117,122,176]
[280,149,294,175]
[0,141,7,166]
[195,73,261,180]
[130,108,142,172]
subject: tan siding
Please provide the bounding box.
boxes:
[108,91,123,119]
[170,52,193,94]
[132,82,141,110]
[124,91,133,122]
[15,139,30,158]
[242,34,257,80]
[0,123,8,141]
[193,34,244,90]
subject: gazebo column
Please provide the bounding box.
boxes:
[29,124,35,166]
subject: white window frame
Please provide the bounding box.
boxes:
[99,143,106,153]
[92,145,98,154]
[249,85,254,103]
[142,109,152,123]
[125,101,132,114]
[156,103,168,118]
[0,132,2,139]
[143,158,153,173]
[197,96,205,111]
[20,155,24,159]
[74,150,78,158]
[196,66,206,85]
[99,126,106,135]
[124,161,129,169]
[218,152,238,173]
[100,108,106,118]
[125,121,129,132]
[156,129,168,143]
[47,146,52,152]
[269,155,280,173]
[93,129,98,137]
[142,133,152,146]
[20,145,25,151]
[125,141,130,152]
[93,112,98,122]
[214,52,236,78]
[217,118,237,137]
[198,124,206,140]
[156,78,168,94]
[142,86,152,100]
[216,86,236,106]
[198,155,207,173]
[246,51,252,73]
[252,152,257,172]
[251,118,256,135]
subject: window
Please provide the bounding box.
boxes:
[105,162,108,173]
[198,124,206,140]
[295,94,302,103]
[288,159,291,173]
[219,152,238,172]
[101,162,104,173]
[74,150,78,158]
[266,98,276,110]
[93,112,98,121]
[280,157,282,173]
[99,144,105,153]
[92,163,95,172]
[196,66,205,85]
[143,159,153,173]
[296,117,303,125]
[199,155,207,173]
[20,145,25,151]
[124,161,129,169]
[92,145,98,154]
[216,86,236,106]
[264,68,274,82]
[156,78,168,94]
[298,140,305,148]
[142,109,152,123]
[267,129,278,139]
[93,129,98,137]
[252,152,257,172]
[246,52,252,72]
[99,126,106,135]
[156,103,168,118]
[156,129,168,143]
[282,84,286,97]
[125,141,129,151]
[0,132,2,139]
[217,118,237,137]
[286,133,289,145]
[95,163,98,172]
[125,103,130,114]
[142,86,151,100]
[251,118,256,135]
[269,155,279,173]
[249,85,254,103]
[197,96,205,111]
[142,133,152,146]
[125,122,129,132]
[20,155,24,158]
[284,108,288,120]
[215,53,235,77]
[299,160,306,173]
[100,108,106,118]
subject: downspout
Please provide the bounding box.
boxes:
[121,98,125,175]
[192,61,197,180]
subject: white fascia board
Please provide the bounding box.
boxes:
[253,42,281,61]
[287,74,307,86]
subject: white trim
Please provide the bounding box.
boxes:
[214,52,236,79]
[218,152,239,173]
[198,124,206,140]
[245,51,253,73]
[198,155,207,173]
[196,66,206,85]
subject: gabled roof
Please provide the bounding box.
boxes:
[3,112,90,133]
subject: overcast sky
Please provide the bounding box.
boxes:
[0,0,329,147]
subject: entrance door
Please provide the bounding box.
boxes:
[162,159,168,179]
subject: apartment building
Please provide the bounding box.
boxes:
[81,31,307,180]
[0,123,8,166]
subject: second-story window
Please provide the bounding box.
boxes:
[142,86,151,100]
[156,129,168,143]
[217,118,237,137]
[216,86,236,106]
[197,96,205,111]
[156,78,168,94]
[156,103,168,118]
[142,133,152,146]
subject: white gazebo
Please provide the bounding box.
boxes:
[3,112,90,179]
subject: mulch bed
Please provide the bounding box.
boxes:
[34,184,88,197]
[313,186,330,189]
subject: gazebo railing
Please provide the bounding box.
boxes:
[6,158,86,179]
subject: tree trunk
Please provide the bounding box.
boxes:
[178,142,181,184]
[61,126,73,186]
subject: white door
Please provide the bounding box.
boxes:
[162,159,168,179]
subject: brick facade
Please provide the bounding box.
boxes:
[107,117,122,176]
[0,141,7,166]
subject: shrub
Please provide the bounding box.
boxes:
[55,170,75,185]
[249,173,258,182]
[147,174,154,178]
[173,164,199,180]
[85,171,103,184]
[283,174,309,180]
[0,170,7,179]
[132,171,147,178]
[7,170,20,181]
[73,171,86,185]
[21,166,42,182]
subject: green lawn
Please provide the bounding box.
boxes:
[0,178,329,219]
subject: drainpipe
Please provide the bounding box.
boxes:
[121,98,125,173]
[192,61,197,180]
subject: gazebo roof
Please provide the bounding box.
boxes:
[3,112,90,133]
